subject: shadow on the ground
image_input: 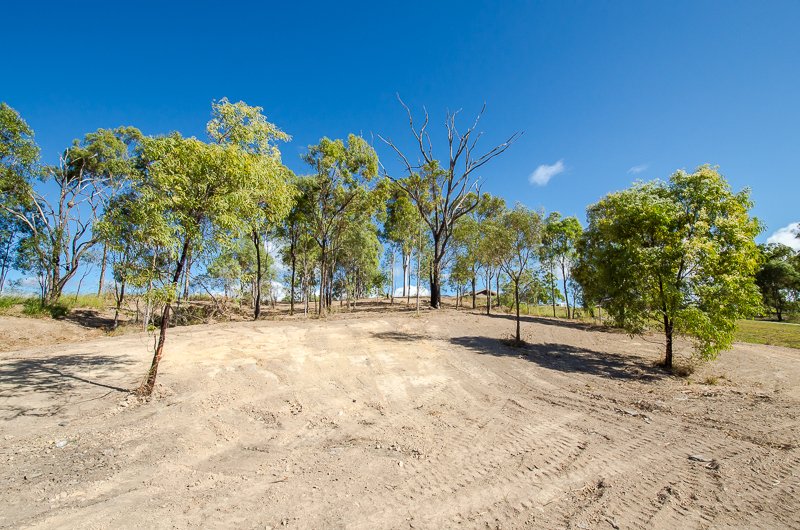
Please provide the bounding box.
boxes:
[370,331,432,342]
[0,353,134,408]
[482,311,612,332]
[450,335,664,381]
[64,309,117,330]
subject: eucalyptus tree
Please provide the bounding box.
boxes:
[755,243,799,321]
[542,213,583,318]
[497,205,542,343]
[206,97,295,319]
[451,193,506,309]
[1,105,141,303]
[383,187,419,300]
[130,131,294,395]
[334,218,383,308]
[379,98,520,308]
[0,210,23,293]
[276,176,313,315]
[302,135,380,314]
[575,165,762,369]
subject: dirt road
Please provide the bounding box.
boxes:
[1,310,798,528]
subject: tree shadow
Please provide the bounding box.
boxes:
[482,311,614,333]
[64,309,117,330]
[0,353,134,410]
[450,335,665,382]
[370,331,432,342]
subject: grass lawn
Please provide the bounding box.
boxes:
[735,319,800,349]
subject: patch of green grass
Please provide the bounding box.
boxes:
[22,298,69,319]
[735,320,800,349]
[62,294,108,310]
[0,295,26,313]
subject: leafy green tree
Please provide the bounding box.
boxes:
[575,165,762,369]
[497,204,542,343]
[1,108,141,303]
[130,130,293,395]
[542,213,582,318]
[756,243,799,321]
[207,98,295,319]
[383,186,419,301]
[380,100,520,308]
[0,209,24,293]
[302,135,380,314]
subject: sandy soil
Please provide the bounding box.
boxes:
[1,309,798,529]
[0,316,105,353]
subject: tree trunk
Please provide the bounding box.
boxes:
[139,239,190,396]
[471,271,476,309]
[183,248,191,301]
[515,280,521,344]
[416,246,421,313]
[429,232,443,309]
[561,261,570,319]
[390,250,395,304]
[496,274,500,309]
[97,242,108,297]
[402,251,409,298]
[113,280,126,330]
[663,315,674,369]
[253,229,262,320]
[289,235,296,316]
[486,271,492,316]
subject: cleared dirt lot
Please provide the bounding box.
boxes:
[1,310,798,529]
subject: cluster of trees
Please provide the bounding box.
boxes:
[0,97,785,385]
[756,241,800,322]
[1,99,535,393]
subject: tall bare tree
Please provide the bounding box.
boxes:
[380,97,520,308]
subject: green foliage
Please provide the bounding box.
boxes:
[576,165,763,363]
[755,243,799,321]
[22,298,68,318]
[0,102,40,197]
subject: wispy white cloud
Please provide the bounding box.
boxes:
[528,160,565,186]
[767,222,800,251]
[628,164,648,175]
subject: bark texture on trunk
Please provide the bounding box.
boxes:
[139,239,190,396]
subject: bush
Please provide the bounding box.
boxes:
[22,298,69,319]
[0,295,26,313]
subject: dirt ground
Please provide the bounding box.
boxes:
[1,308,798,529]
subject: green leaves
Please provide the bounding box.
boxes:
[576,165,763,362]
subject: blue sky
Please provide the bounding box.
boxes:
[4,1,800,290]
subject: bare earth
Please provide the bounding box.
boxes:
[1,309,798,529]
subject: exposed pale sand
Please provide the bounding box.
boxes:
[1,309,798,529]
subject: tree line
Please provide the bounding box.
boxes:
[0,98,788,392]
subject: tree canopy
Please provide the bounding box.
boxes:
[575,165,763,368]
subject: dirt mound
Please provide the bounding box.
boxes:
[1,311,798,528]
